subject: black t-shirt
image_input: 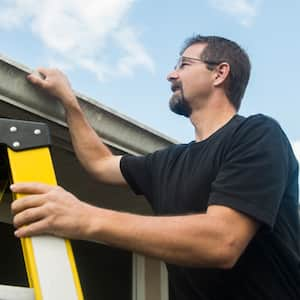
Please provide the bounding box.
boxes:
[120,114,300,300]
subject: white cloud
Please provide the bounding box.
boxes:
[0,0,154,80]
[209,0,261,27]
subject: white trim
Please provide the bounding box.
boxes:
[160,262,169,300]
[132,254,145,300]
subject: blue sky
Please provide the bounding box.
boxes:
[0,0,299,164]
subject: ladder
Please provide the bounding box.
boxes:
[0,118,84,300]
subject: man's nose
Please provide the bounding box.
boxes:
[166,69,179,82]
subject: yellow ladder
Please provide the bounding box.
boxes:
[0,118,84,300]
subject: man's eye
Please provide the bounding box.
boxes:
[174,61,190,70]
[180,63,189,69]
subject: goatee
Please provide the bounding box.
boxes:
[169,84,191,117]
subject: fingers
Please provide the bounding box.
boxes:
[10,183,71,238]
[11,193,46,215]
[10,183,57,235]
[27,72,46,87]
[13,206,45,230]
[11,193,49,238]
[10,182,55,195]
[14,219,50,238]
[26,67,74,103]
[27,67,53,88]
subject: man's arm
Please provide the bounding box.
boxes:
[11,183,259,268]
[87,204,259,268]
[27,68,126,184]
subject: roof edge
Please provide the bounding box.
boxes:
[0,54,176,154]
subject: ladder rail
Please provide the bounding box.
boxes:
[0,118,84,300]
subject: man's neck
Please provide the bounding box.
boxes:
[190,102,237,142]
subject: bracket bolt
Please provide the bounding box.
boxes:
[13,141,20,148]
[10,126,17,132]
[34,129,41,135]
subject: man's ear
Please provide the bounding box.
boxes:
[213,62,230,86]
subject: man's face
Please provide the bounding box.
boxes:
[168,74,191,117]
[167,43,215,117]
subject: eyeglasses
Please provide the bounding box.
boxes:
[174,56,221,70]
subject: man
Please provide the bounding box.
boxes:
[11,35,299,299]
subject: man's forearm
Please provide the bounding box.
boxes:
[63,95,113,176]
[11,182,257,268]
[27,68,117,182]
[85,208,237,268]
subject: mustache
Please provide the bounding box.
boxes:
[171,82,182,92]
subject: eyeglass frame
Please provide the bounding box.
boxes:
[174,56,222,71]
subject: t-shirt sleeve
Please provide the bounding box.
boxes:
[120,154,152,196]
[209,116,289,229]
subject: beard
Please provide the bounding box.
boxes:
[169,83,192,117]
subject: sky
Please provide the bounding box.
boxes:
[0,0,299,167]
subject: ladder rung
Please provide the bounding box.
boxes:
[0,284,34,300]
